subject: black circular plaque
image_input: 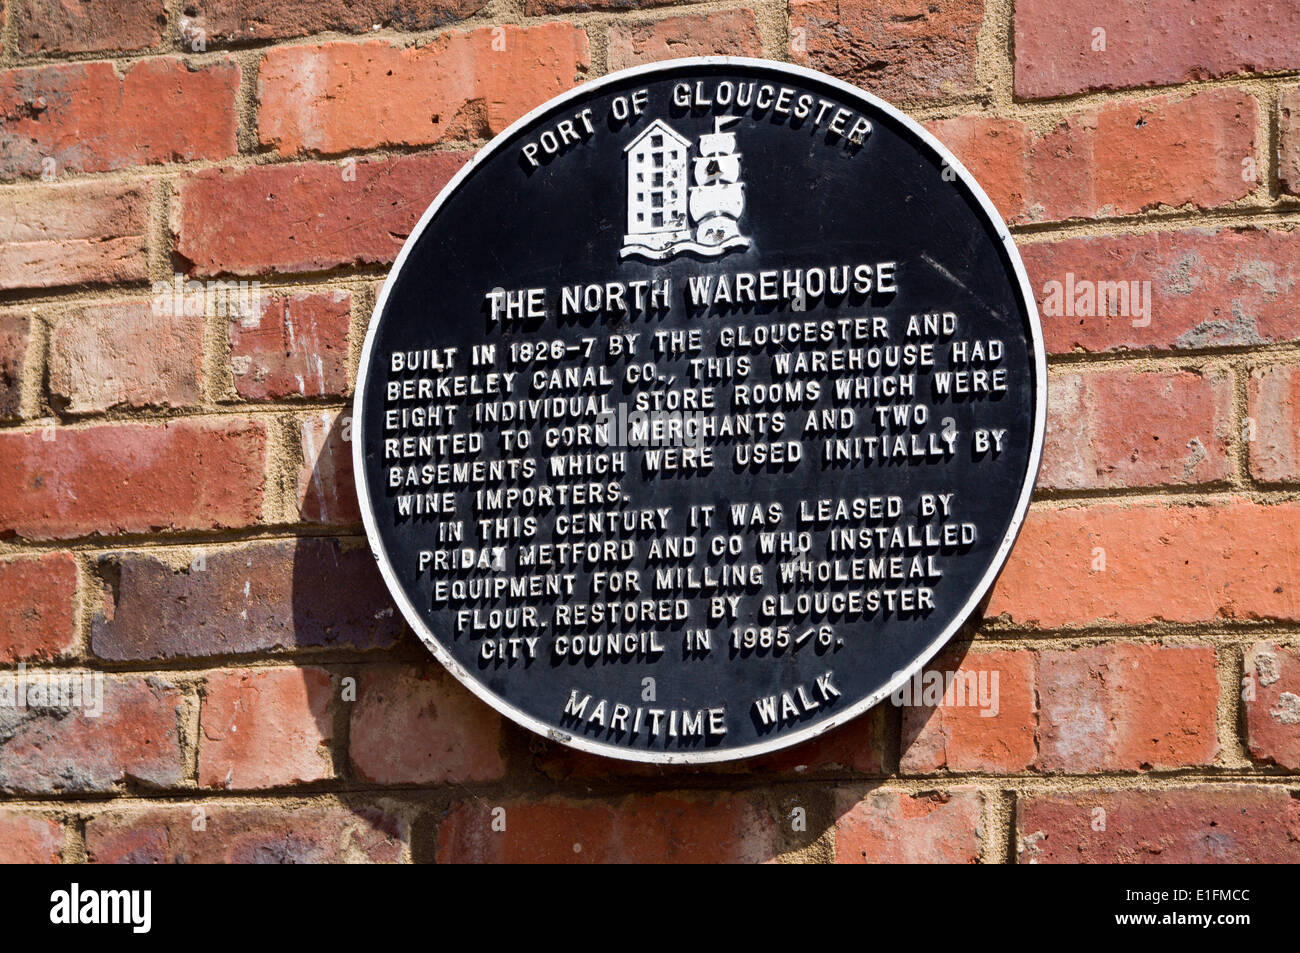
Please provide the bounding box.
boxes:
[354,58,1045,762]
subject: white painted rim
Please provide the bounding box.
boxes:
[352,56,1047,764]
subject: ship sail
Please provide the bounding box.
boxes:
[693,154,741,185]
[689,182,744,221]
[697,130,737,156]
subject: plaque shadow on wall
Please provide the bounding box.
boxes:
[297,411,999,861]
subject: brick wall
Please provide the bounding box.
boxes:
[1,0,1298,864]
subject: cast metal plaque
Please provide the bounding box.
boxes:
[354,58,1045,762]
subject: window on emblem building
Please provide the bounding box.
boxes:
[652,212,664,227]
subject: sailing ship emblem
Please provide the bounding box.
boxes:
[620,117,751,261]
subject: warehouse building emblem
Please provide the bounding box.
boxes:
[620,117,750,261]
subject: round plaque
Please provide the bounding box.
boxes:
[354,57,1045,762]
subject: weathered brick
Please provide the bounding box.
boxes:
[349,663,504,785]
[0,675,185,795]
[989,501,1300,628]
[900,648,1036,774]
[0,309,30,421]
[0,58,239,180]
[199,667,333,789]
[437,793,779,862]
[0,179,150,291]
[1244,643,1300,769]
[1036,644,1219,772]
[1022,226,1300,354]
[49,300,203,414]
[1018,787,1300,863]
[12,0,166,54]
[172,152,469,277]
[928,89,1257,224]
[257,25,589,157]
[298,411,359,525]
[0,810,63,863]
[0,419,267,541]
[231,290,351,400]
[835,788,983,863]
[606,11,762,71]
[86,803,406,863]
[790,0,982,104]
[1248,363,1300,483]
[91,538,401,661]
[1042,367,1233,490]
[0,553,78,663]
[186,0,488,43]
[1015,0,1300,99]
[1282,89,1300,197]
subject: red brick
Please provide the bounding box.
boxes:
[900,648,1036,774]
[835,788,983,863]
[0,675,185,794]
[0,309,30,421]
[1017,787,1300,863]
[297,411,358,525]
[257,25,589,157]
[1042,367,1233,490]
[752,706,889,775]
[0,179,150,291]
[1249,364,1300,483]
[231,290,351,400]
[0,810,63,863]
[1282,89,1300,197]
[928,89,1257,224]
[1015,0,1300,99]
[349,663,504,785]
[90,538,401,661]
[11,0,166,54]
[0,553,78,663]
[989,501,1300,628]
[606,11,762,71]
[1036,644,1219,772]
[0,418,267,541]
[1022,226,1300,354]
[199,667,333,789]
[0,58,239,180]
[790,0,982,104]
[86,803,406,863]
[1244,643,1300,769]
[172,152,469,277]
[437,793,779,863]
[49,300,203,414]
[187,0,488,43]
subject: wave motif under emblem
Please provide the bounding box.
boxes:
[353,58,1046,763]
